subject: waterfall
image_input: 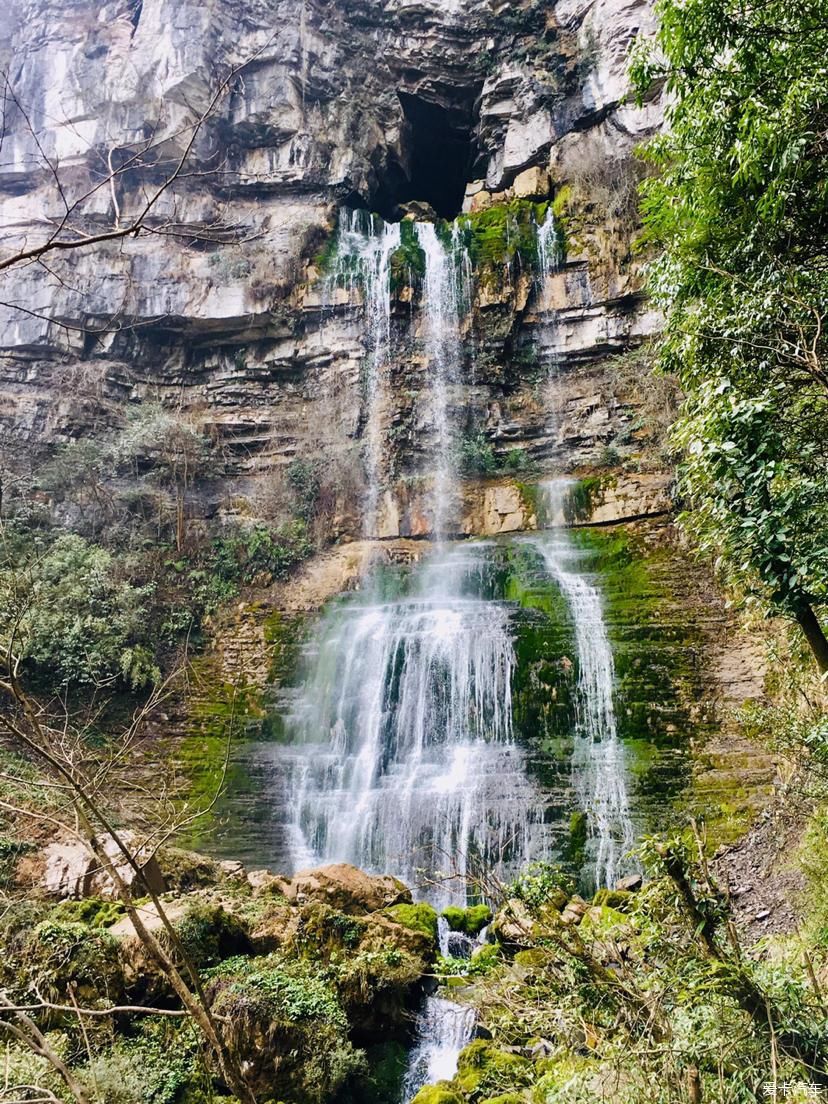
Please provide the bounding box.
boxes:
[414,222,467,540]
[283,542,543,903]
[401,998,477,1102]
[326,209,401,538]
[536,207,559,287]
[534,480,635,890]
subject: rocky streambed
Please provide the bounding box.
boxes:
[6,836,659,1104]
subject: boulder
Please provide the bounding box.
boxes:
[42,833,165,900]
[492,898,536,945]
[615,873,643,893]
[512,165,550,198]
[247,868,291,895]
[560,895,589,926]
[218,859,246,881]
[282,863,411,914]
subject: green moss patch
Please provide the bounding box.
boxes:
[441,904,492,937]
[385,902,440,942]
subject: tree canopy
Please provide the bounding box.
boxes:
[632,0,828,669]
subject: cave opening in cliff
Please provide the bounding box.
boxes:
[373,90,480,221]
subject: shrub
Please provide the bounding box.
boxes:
[510,861,575,912]
[0,532,159,689]
[458,432,498,476]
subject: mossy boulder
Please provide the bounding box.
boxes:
[455,1040,533,1100]
[208,952,364,1102]
[384,902,439,943]
[481,1095,526,1104]
[441,904,492,937]
[410,1085,465,1104]
[172,900,252,969]
[26,920,125,1005]
[156,845,223,892]
[592,888,634,912]
[287,903,431,1039]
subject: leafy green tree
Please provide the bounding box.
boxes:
[631,0,828,669]
[0,531,158,689]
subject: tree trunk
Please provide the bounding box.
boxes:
[795,602,828,674]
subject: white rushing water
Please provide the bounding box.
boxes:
[402,997,477,1100]
[326,209,401,538]
[414,221,468,538]
[534,480,635,890]
[536,207,559,288]
[283,542,543,903]
[281,220,549,901]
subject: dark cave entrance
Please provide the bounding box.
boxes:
[372,89,481,221]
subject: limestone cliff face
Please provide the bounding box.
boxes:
[0,0,662,534]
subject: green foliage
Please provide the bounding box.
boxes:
[631,0,828,659]
[0,530,159,689]
[287,459,321,522]
[509,861,575,912]
[82,1019,206,1104]
[209,952,346,1025]
[206,520,313,591]
[501,448,531,473]
[436,942,501,980]
[458,432,497,476]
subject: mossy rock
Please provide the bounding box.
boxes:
[592,888,633,912]
[208,953,363,1102]
[455,1040,533,1099]
[52,896,125,928]
[410,1085,465,1104]
[481,1095,526,1104]
[442,904,492,937]
[172,900,252,969]
[26,920,125,1005]
[156,846,223,892]
[513,948,546,970]
[385,902,439,942]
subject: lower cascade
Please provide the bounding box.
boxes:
[401,997,477,1101]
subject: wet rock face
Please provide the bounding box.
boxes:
[0,0,662,526]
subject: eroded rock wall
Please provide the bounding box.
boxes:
[0,0,663,533]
